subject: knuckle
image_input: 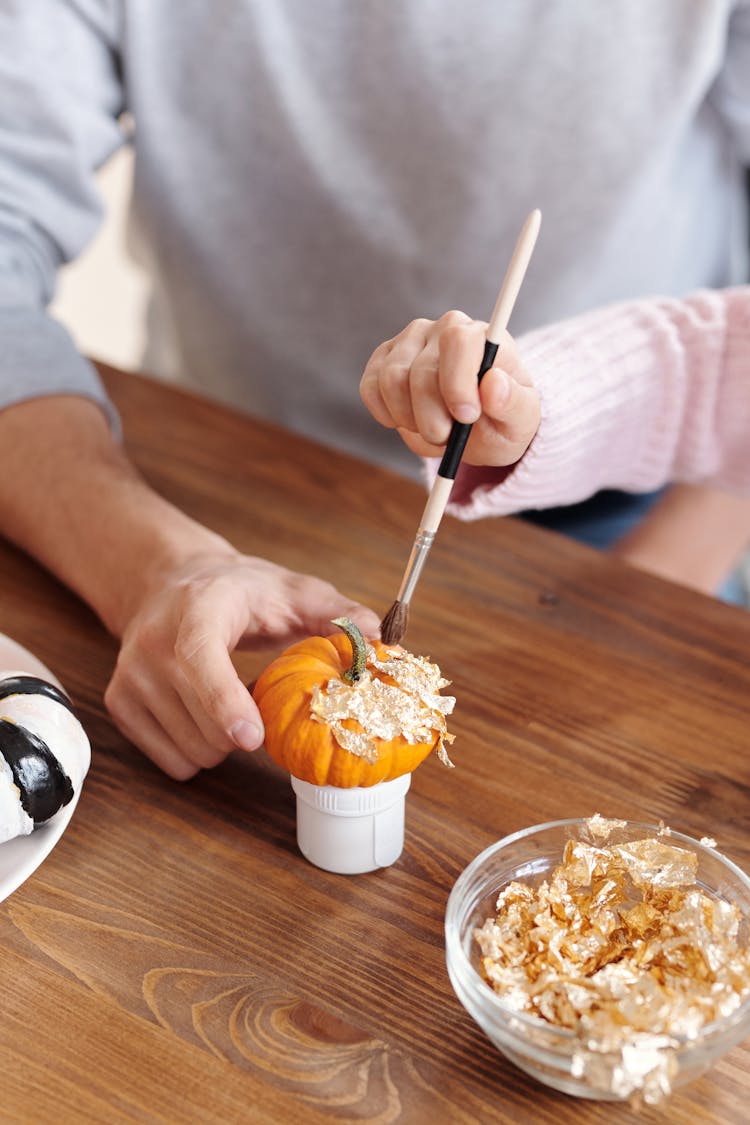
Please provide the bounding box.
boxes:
[423,418,451,445]
[441,321,477,349]
[359,372,381,407]
[359,367,374,393]
[129,614,169,657]
[368,339,391,362]
[168,761,201,782]
[103,680,128,724]
[183,734,232,771]
[288,571,334,602]
[380,361,411,394]
[177,573,215,605]
[438,308,470,327]
[410,354,439,383]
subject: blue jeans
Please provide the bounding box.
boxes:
[521,489,747,607]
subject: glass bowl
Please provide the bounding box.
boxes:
[445,818,750,1103]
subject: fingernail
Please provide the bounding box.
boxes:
[229,719,264,752]
[453,403,480,423]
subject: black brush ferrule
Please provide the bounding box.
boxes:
[437,339,499,479]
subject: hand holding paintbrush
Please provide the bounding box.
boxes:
[380,209,542,646]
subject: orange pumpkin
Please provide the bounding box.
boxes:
[252,618,451,788]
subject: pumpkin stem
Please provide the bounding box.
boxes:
[331,617,367,684]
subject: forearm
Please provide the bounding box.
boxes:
[0,393,381,780]
[0,395,234,636]
[610,483,750,595]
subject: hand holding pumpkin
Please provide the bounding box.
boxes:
[105,553,380,780]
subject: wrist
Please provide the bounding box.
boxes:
[101,509,239,638]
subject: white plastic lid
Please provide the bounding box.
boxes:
[290,773,411,875]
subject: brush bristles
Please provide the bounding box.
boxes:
[380,600,409,646]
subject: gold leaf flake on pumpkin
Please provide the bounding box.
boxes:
[309,644,455,764]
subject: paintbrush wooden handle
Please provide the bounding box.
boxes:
[383,209,542,633]
[485,208,542,343]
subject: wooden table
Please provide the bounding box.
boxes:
[1,367,748,1124]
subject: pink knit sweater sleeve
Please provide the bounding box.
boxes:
[438,287,750,520]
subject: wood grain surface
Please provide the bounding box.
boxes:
[0,366,748,1124]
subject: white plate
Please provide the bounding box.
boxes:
[0,633,84,904]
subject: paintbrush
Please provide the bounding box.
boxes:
[380,208,541,646]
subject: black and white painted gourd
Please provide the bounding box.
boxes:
[0,671,91,844]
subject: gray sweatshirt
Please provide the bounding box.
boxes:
[1,0,748,477]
